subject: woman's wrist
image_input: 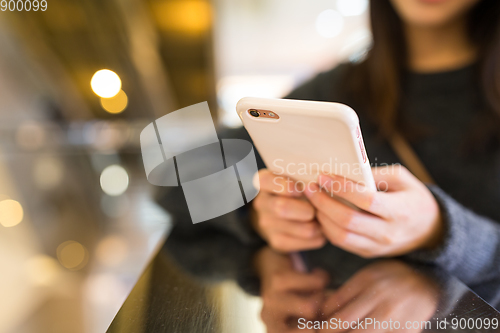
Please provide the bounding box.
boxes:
[420,199,445,251]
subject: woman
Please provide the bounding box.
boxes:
[252,0,500,285]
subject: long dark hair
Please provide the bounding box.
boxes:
[350,0,500,138]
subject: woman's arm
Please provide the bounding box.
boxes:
[409,186,500,285]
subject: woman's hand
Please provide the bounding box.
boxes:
[304,165,443,258]
[252,169,327,252]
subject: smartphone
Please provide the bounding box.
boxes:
[236,97,376,192]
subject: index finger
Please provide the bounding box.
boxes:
[316,174,388,218]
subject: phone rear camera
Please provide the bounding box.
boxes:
[249,110,260,117]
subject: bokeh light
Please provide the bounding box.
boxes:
[95,235,129,267]
[100,165,129,196]
[85,121,130,151]
[316,9,344,38]
[100,89,128,114]
[153,0,212,34]
[33,156,64,190]
[25,254,61,286]
[337,0,368,17]
[15,122,46,150]
[91,69,122,98]
[56,240,88,270]
[0,199,24,227]
[85,273,127,306]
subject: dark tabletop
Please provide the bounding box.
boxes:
[107,222,500,333]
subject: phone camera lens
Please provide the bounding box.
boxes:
[249,110,260,117]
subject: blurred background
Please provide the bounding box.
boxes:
[0,0,369,332]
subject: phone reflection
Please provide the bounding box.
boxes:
[254,247,439,333]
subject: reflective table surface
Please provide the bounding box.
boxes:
[108,224,500,333]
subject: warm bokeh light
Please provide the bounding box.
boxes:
[95,235,129,266]
[25,254,61,286]
[0,199,24,227]
[85,273,127,306]
[15,122,46,150]
[86,121,130,151]
[316,9,344,38]
[153,0,212,34]
[33,155,64,190]
[91,69,122,98]
[56,240,88,270]
[100,165,129,196]
[100,89,128,114]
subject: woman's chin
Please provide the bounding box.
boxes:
[390,0,481,28]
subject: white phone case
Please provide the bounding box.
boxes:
[236,97,376,191]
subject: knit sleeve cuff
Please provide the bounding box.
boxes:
[405,185,467,266]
